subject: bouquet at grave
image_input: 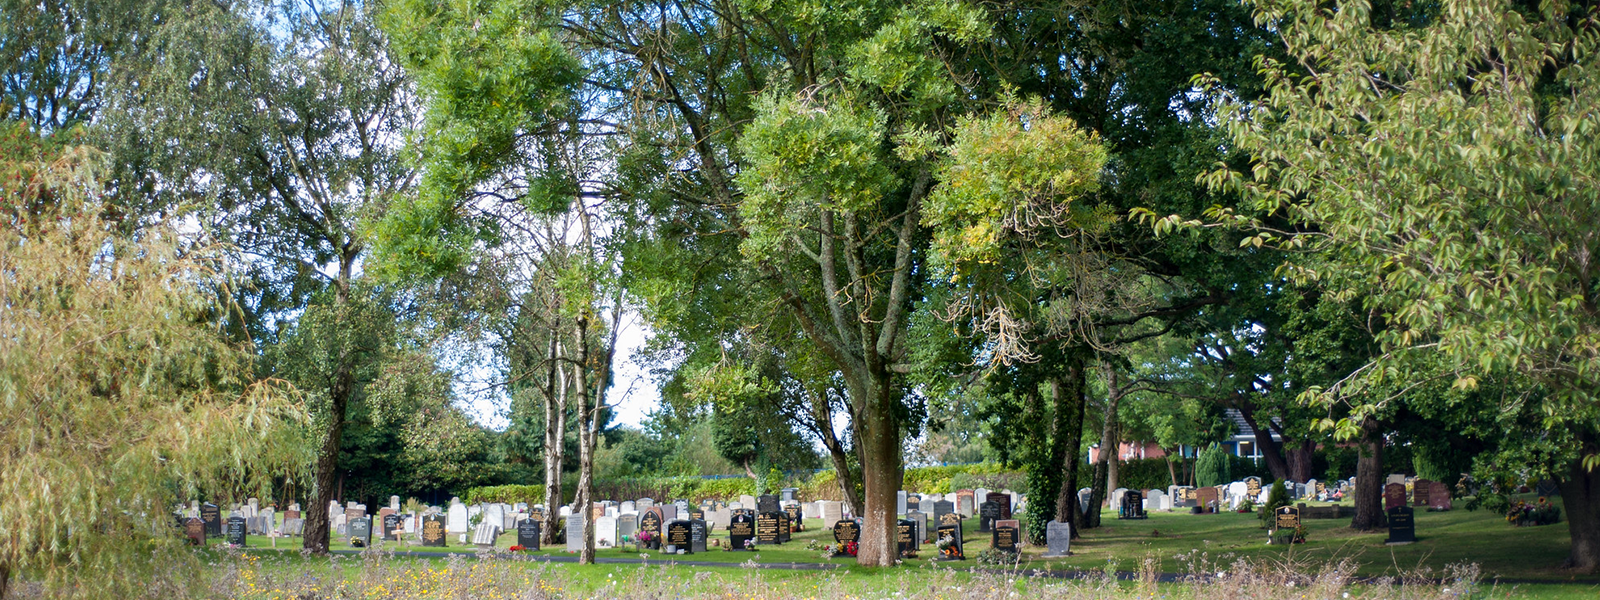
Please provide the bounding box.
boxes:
[509,545,527,552]
[1293,525,1308,543]
[1237,498,1256,513]
[1506,498,1562,526]
[743,538,755,550]
[636,531,654,548]
[936,534,961,559]
[350,537,365,548]
[842,541,859,556]
[818,543,838,558]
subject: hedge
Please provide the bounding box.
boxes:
[462,485,546,505]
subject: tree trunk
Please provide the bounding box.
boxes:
[1350,418,1385,530]
[1051,357,1089,539]
[1166,454,1179,487]
[812,393,862,515]
[541,336,566,546]
[853,375,901,567]
[1,560,11,600]
[1102,366,1124,496]
[1287,440,1316,483]
[1559,429,1600,572]
[1235,403,1290,481]
[302,257,357,555]
[573,320,598,565]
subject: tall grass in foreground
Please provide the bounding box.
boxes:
[3,549,1500,600]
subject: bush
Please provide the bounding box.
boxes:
[1195,444,1230,487]
[1258,480,1289,527]
[462,484,545,505]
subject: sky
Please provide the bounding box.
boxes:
[455,316,659,431]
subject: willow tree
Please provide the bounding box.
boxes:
[1200,0,1600,570]
[0,131,308,598]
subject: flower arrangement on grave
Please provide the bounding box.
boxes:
[508,544,527,552]
[1237,498,1256,513]
[936,534,962,559]
[635,530,654,549]
[841,540,858,557]
[743,538,755,551]
[350,537,365,548]
[1505,497,1561,526]
[1293,525,1309,543]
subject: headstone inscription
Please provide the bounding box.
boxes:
[784,504,803,532]
[1386,506,1416,544]
[907,510,928,546]
[665,520,692,554]
[992,519,1020,553]
[691,507,706,522]
[1170,486,1196,508]
[1413,480,1433,507]
[1043,520,1071,557]
[931,500,955,533]
[618,513,638,540]
[516,519,541,550]
[226,516,247,546]
[1195,487,1219,514]
[897,519,916,557]
[690,519,708,553]
[1245,477,1263,498]
[729,512,755,550]
[1270,506,1300,544]
[1119,490,1146,519]
[421,514,447,547]
[565,515,585,552]
[756,511,782,545]
[351,517,373,547]
[935,521,965,560]
[778,510,792,543]
[978,501,1000,532]
[640,508,664,550]
[1384,483,1407,510]
[757,494,781,514]
[201,503,222,537]
[986,492,1012,520]
[185,517,206,545]
[956,489,975,517]
[383,513,402,541]
[833,520,860,545]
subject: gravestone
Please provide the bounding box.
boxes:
[565,515,585,552]
[757,494,781,514]
[621,500,636,514]
[447,500,469,534]
[1195,487,1219,514]
[1077,488,1094,513]
[1315,480,1327,498]
[351,517,373,547]
[640,508,664,549]
[833,519,860,545]
[1386,506,1416,544]
[421,514,447,547]
[1428,481,1453,511]
[907,510,928,546]
[226,516,247,546]
[1170,486,1196,508]
[595,515,617,548]
[1109,488,1129,512]
[1536,479,1562,497]
[1384,482,1407,510]
[638,498,655,511]
[383,513,402,541]
[690,519,708,553]
[819,500,843,524]
[737,495,754,509]
[185,517,206,545]
[931,500,955,534]
[1043,520,1071,557]
[906,494,921,513]
[756,511,782,545]
[1271,506,1300,544]
[1413,479,1433,507]
[896,491,907,516]
[1226,482,1248,508]
[503,506,518,532]
[785,503,804,532]
[978,501,1000,532]
[956,490,975,517]
[780,487,799,502]
[664,520,692,554]
[471,520,497,547]
[201,503,222,537]
[674,499,690,516]
[935,521,965,560]
[516,519,541,550]
[618,513,638,540]
[729,512,755,550]
[897,519,917,557]
[1146,489,1168,512]
[778,510,791,543]
[1245,477,1262,498]
[986,492,1012,520]
[1120,490,1146,519]
[530,506,545,522]
[659,504,679,523]
[691,507,706,522]
[992,519,1020,553]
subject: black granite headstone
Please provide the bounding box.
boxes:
[777,510,791,542]
[1120,491,1146,519]
[690,518,708,553]
[992,522,1019,553]
[729,512,755,550]
[516,519,541,549]
[665,520,693,553]
[935,522,964,560]
[986,492,1012,520]
[897,519,916,557]
[640,508,664,550]
[201,503,221,537]
[421,514,446,547]
[383,513,402,541]
[349,516,372,547]
[833,519,860,544]
[978,501,1000,532]
[756,511,783,545]
[1386,506,1416,544]
[757,494,781,514]
[226,516,247,546]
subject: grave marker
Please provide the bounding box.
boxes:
[201,503,221,537]
[691,519,708,553]
[992,519,1020,553]
[978,501,1000,532]
[833,519,860,545]
[897,519,916,557]
[986,492,1012,520]
[665,520,692,553]
[1428,481,1453,511]
[185,517,206,545]
[1043,520,1071,557]
[421,514,446,547]
[729,512,755,550]
[350,517,373,547]
[1386,506,1415,544]
[383,513,402,541]
[516,519,541,550]
[935,521,965,560]
[756,511,782,545]
[1384,482,1407,510]
[1119,490,1146,519]
[640,508,664,550]
[1195,487,1219,514]
[1413,479,1433,507]
[226,516,247,546]
[565,515,585,552]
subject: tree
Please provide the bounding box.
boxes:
[1202,0,1600,570]
[0,130,308,597]
[0,0,156,129]
[99,0,422,553]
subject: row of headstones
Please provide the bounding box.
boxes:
[895,489,1023,520]
[828,511,995,560]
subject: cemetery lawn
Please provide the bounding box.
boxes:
[244,503,1587,582]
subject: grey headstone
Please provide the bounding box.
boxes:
[1043,520,1071,557]
[565,515,585,551]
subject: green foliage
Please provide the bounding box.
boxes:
[1258,480,1289,527]
[463,485,546,506]
[1195,445,1231,488]
[0,134,311,597]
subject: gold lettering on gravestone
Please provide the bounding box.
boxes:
[941,512,962,526]
[1275,508,1300,531]
[755,514,780,543]
[422,519,445,546]
[668,524,690,547]
[994,527,1016,549]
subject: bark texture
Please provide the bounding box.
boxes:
[1560,430,1600,572]
[1350,418,1386,530]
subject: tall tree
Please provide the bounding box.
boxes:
[0,130,308,598]
[1202,0,1600,569]
[100,0,421,553]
